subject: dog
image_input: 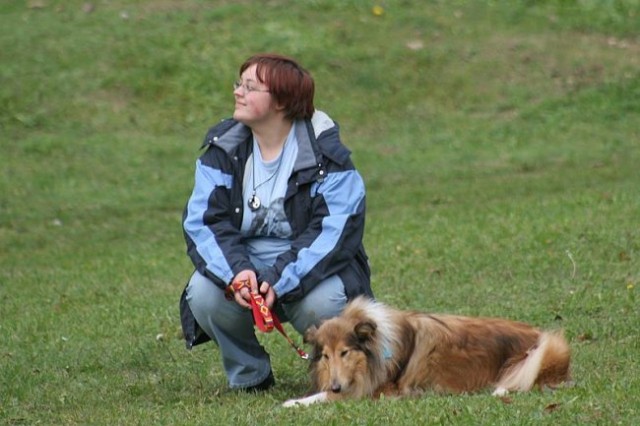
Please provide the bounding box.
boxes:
[283,296,571,407]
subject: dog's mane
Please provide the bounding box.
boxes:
[342,297,405,361]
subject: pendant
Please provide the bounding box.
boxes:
[248,194,261,211]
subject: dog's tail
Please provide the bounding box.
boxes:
[493,331,571,396]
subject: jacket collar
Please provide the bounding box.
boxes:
[205,115,328,173]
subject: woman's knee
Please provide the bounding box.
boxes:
[186,271,224,313]
[186,271,248,329]
[285,275,347,333]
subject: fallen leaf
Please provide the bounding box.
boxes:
[577,332,593,342]
[28,0,46,9]
[406,40,424,51]
[544,402,562,412]
[372,5,384,16]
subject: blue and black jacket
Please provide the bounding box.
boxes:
[180,111,372,348]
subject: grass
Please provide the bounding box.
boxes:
[1,0,639,424]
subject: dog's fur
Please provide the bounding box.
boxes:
[283,297,571,407]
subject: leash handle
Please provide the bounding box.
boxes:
[228,280,309,360]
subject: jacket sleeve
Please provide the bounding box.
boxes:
[182,150,253,289]
[261,158,367,301]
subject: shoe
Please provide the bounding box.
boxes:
[240,370,275,393]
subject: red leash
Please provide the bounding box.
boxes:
[226,280,309,360]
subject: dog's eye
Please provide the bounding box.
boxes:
[322,353,329,360]
[340,350,349,358]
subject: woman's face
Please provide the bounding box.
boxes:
[233,64,277,127]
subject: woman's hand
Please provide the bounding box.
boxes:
[229,270,277,310]
[230,269,258,309]
[259,281,276,309]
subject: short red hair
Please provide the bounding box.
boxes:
[239,53,315,120]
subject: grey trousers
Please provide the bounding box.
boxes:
[185,269,346,388]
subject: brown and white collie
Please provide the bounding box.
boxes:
[283,297,571,407]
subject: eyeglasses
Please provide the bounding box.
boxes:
[233,79,270,94]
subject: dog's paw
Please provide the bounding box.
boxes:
[282,391,328,407]
[492,387,509,397]
[282,398,303,408]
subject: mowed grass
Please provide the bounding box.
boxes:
[1,0,639,424]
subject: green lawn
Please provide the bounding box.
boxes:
[1,1,639,424]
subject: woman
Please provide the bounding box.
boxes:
[180,53,373,392]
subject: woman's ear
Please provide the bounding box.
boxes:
[273,101,286,114]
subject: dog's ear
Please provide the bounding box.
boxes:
[304,325,318,344]
[354,320,376,342]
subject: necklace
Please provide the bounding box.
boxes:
[248,148,284,211]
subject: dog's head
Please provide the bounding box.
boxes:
[304,317,379,399]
